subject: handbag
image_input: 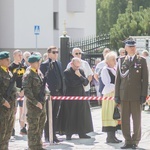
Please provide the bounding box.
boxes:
[113,106,120,120]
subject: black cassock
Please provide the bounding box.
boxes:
[63,67,93,135]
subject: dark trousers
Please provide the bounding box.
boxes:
[121,101,141,145]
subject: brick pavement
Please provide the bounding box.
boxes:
[9,106,150,150]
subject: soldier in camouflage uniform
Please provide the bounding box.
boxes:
[22,55,48,150]
[0,51,17,150]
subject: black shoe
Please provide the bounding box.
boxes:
[142,105,145,110]
[20,127,27,135]
[121,144,133,149]
[79,134,91,139]
[106,138,120,143]
[53,137,63,143]
[45,138,49,143]
[66,135,71,140]
[12,128,15,136]
[114,137,122,143]
[132,144,138,149]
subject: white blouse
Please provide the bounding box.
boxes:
[101,66,116,95]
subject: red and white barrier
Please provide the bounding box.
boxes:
[51,96,150,101]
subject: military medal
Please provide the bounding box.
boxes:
[134,63,137,68]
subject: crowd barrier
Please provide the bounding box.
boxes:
[51,96,150,101]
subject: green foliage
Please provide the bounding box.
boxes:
[97,0,150,35]
[110,2,150,49]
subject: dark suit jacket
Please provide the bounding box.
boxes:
[40,58,65,96]
[115,55,148,101]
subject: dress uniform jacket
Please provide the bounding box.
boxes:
[115,55,148,101]
[115,55,148,145]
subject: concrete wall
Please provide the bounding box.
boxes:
[0,0,96,49]
[14,0,53,49]
[0,0,15,48]
[59,0,96,40]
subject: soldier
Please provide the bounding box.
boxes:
[22,55,48,150]
[0,51,17,150]
[115,38,148,149]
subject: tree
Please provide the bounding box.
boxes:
[96,0,150,35]
[110,1,150,50]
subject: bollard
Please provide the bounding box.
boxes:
[48,96,53,144]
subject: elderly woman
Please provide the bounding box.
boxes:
[101,51,121,143]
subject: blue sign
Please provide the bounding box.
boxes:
[34,25,40,35]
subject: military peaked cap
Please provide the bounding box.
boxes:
[0,51,9,60]
[28,54,41,63]
[124,38,136,47]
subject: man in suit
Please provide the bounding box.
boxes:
[115,38,148,149]
[40,46,65,143]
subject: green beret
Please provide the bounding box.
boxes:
[28,54,41,63]
[0,51,9,60]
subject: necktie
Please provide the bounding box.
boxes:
[129,57,132,62]
[50,62,54,69]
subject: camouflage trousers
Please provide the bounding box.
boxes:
[27,110,46,150]
[0,108,15,150]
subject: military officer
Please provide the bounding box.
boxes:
[0,51,17,150]
[22,55,48,150]
[115,38,148,149]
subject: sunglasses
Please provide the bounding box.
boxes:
[50,51,59,54]
[75,52,82,55]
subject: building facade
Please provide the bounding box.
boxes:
[0,0,96,52]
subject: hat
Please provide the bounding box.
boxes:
[28,54,41,63]
[124,38,136,47]
[0,51,9,60]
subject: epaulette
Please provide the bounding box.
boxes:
[140,55,146,60]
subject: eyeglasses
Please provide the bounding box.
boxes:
[50,51,59,54]
[75,52,82,55]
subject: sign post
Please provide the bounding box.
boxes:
[34,25,40,51]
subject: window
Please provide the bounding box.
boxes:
[53,12,59,30]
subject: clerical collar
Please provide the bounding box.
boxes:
[31,68,38,73]
[1,66,8,72]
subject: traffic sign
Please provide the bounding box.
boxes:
[34,25,40,35]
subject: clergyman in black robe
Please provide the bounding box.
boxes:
[64,57,93,140]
